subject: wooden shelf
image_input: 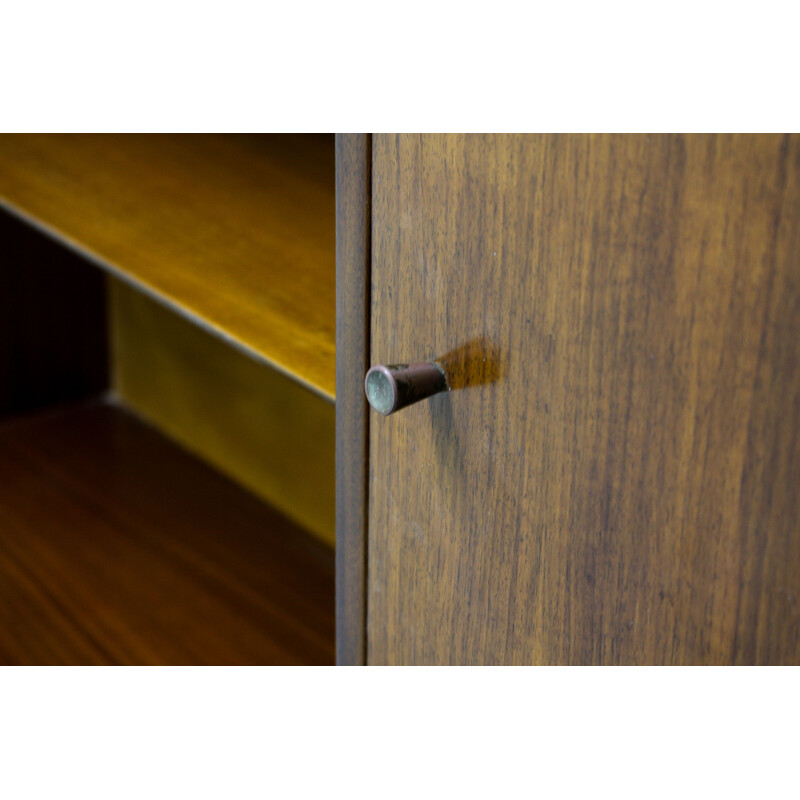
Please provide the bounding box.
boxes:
[0,401,334,665]
[0,134,335,399]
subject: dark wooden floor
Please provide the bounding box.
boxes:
[0,401,334,665]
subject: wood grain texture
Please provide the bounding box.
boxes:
[0,134,335,398]
[110,278,335,545]
[369,134,800,665]
[0,208,108,418]
[0,402,334,665]
[335,134,371,664]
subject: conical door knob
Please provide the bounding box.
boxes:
[364,362,448,415]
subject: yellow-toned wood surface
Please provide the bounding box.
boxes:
[0,134,335,398]
[110,279,334,545]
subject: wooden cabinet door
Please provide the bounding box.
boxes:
[366,134,800,665]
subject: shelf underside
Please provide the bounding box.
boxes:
[0,134,335,399]
[0,401,334,665]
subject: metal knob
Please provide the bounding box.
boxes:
[364,362,448,415]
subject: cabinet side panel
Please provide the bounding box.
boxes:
[369,134,800,665]
[335,134,371,665]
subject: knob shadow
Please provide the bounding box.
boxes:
[434,337,505,391]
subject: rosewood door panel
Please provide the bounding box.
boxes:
[368,134,800,665]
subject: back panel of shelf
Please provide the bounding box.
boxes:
[110,277,335,544]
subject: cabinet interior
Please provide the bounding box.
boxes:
[0,134,336,665]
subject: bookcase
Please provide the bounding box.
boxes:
[0,134,335,664]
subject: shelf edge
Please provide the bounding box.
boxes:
[0,197,336,404]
